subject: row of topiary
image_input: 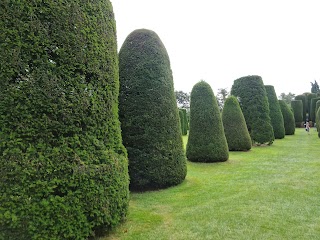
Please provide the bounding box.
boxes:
[0,2,299,238]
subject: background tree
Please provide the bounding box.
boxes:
[265,85,285,139]
[187,81,229,162]
[216,88,229,110]
[119,29,187,191]
[278,100,295,135]
[0,1,129,239]
[231,75,274,145]
[311,80,320,93]
[291,100,304,127]
[279,92,296,105]
[175,90,190,109]
[222,96,252,151]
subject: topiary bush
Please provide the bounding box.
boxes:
[0,1,129,239]
[306,93,317,119]
[295,94,307,120]
[291,100,304,127]
[316,100,320,133]
[119,29,187,191]
[222,96,252,151]
[230,75,274,145]
[278,100,295,135]
[310,97,320,123]
[178,108,188,135]
[316,106,320,137]
[186,81,229,162]
[265,85,285,139]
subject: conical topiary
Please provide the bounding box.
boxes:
[186,81,229,162]
[0,1,128,239]
[265,85,285,139]
[222,96,252,151]
[278,100,295,135]
[119,29,187,191]
[231,75,274,145]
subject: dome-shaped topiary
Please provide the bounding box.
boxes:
[265,85,285,139]
[0,1,128,239]
[119,29,187,191]
[231,75,274,145]
[291,100,303,126]
[186,81,229,162]
[278,100,295,135]
[222,96,252,151]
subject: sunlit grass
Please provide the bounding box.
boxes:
[101,128,320,240]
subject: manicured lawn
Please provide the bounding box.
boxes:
[102,128,320,239]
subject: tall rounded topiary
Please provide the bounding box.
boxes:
[291,100,303,126]
[222,96,252,151]
[231,75,274,145]
[278,100,295,135]
[119,29,187,191]
[181,108,188,135]
[316,107,320,137]
[316,100,320,132]
[310,97,320,122]
[295,94,307,120]
[265,85,285,139]
[179,109,185,135]
[306,93,317,118]
[186,81,229,162]
[0,1,129,239]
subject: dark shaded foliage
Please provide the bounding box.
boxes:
[186,81,229,162]
[119,29,187,191]
[291,100,304,126]
[222,96,252,151]
[265,85,285,139]
[278,100,295,135]
[295,94,307,120]
[0,1,129,239]
[230,75,274,145]
[310,97,320,122]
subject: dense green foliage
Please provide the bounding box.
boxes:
[316,101,320,134]
[291,100,303,126]
[294,94,307,120]
[186,81,229,162]
[265,85,285,139]
[222,96,252,151]
[0,1,129,239]
[309,97,320,122]
[230,75,274,145]
[119,29,187,191]
[278,100,295,135]
[181,108,188,135]
[317,107,320,137]
[306,93,317,118]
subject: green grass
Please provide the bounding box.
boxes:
[101,128,320,240]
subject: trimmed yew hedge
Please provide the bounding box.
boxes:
[295,94,307,120]
[0,1,129,239]
[222,96,252,151]
[278,100,295,135]
[291,100,304,126]
[231,75,274,145]
[310,97,320,122]
[265,85,285,139]
[186,81,229,162]
[119,29,187,191]
[179,108,188,135]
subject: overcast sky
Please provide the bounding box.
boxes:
[111,0,320,97]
